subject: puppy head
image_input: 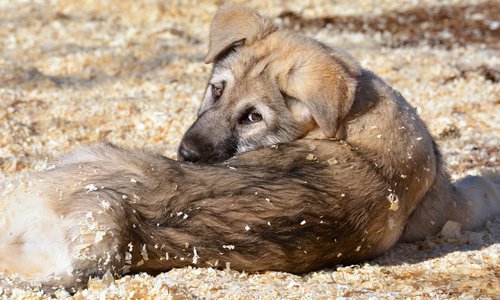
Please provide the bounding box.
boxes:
[178,4,359,163]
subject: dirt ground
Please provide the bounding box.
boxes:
[0,0,499,298]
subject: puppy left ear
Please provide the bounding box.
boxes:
[205,4,277,64]
[278,53,359,138]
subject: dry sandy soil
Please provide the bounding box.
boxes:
[0,0,499,298]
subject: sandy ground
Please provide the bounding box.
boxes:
[0,0,499,298]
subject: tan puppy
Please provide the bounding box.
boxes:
[0,4,498,294]
[178,4,500,242]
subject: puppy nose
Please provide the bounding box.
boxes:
[178,142,201,163]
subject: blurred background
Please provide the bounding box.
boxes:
[0,0,498,178]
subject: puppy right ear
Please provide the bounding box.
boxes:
[204,4,277,64]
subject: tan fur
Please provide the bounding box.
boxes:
[204,4,278,64]
[180,4,500,242]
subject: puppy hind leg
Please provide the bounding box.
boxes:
[60,204,132,288]
[0,186,74,281]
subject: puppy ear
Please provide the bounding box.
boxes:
[278,54,359,138]
[205,4,277,64]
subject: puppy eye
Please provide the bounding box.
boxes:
[240,109,263,125]
[211,82,224,100]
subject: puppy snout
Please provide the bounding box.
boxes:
[178,142,201,163]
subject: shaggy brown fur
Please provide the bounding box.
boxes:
[2,140,396,292]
